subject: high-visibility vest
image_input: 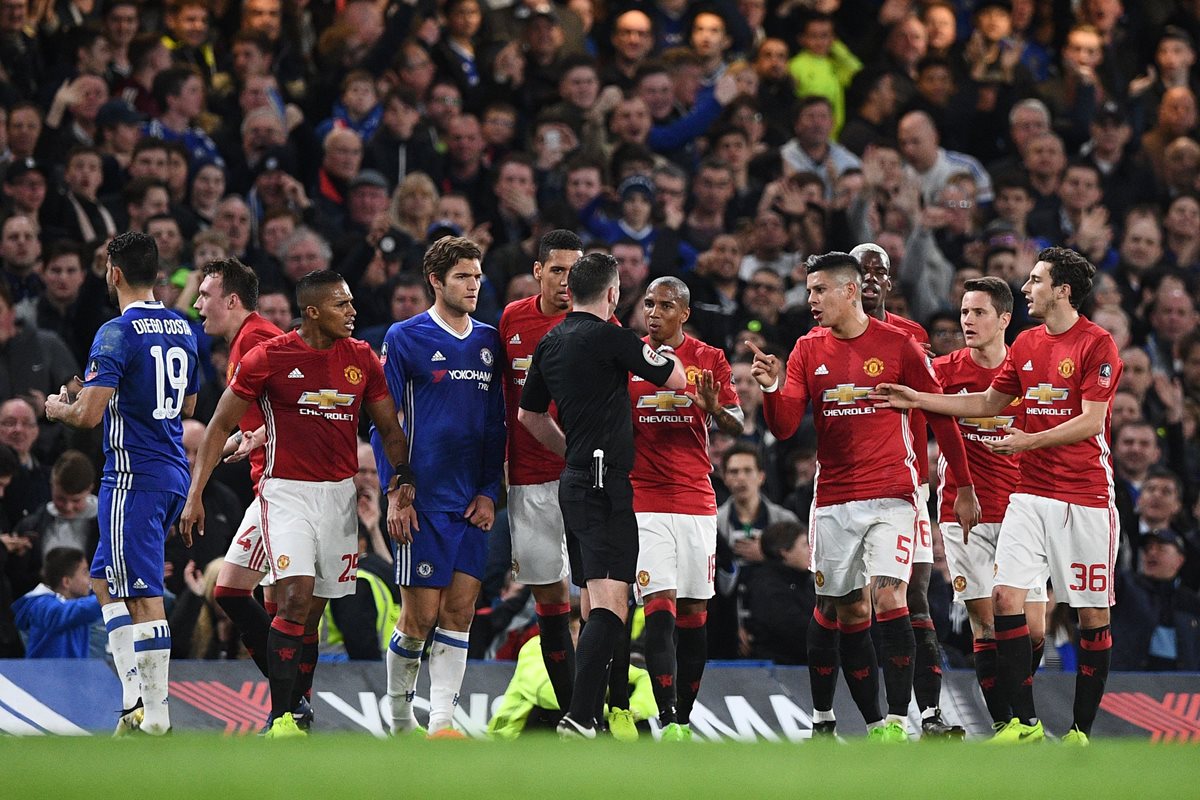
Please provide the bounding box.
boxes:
[322,569,401,656]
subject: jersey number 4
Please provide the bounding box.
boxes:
[151,345,190,420]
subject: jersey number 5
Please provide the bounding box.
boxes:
[151,345,190,420]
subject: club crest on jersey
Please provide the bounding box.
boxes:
[417,561,434,578]
[344,365,363,385]
[685,365,703,385]
[1024,383,1069,404]
[480,347,494,366]
[815,570,825,588]
[637,570,650,587]
[277,555,290,570]
[1058,357,1076,378]
[637,391,692,412]
[862,357,885,377]
[953,575,967,593]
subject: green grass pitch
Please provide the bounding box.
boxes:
[2,735,1198,800]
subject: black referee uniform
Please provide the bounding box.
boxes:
[519,311,676,585]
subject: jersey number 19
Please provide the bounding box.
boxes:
[151,345,190,420]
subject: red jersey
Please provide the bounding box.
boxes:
[500,294,568,485]
[226,312,284,485]
[933,347,1023,523]
[885,311,931,483]
[990,316,1121,508]
[229,332,388,483]
[629,335,738,514]
[763,317,960,507]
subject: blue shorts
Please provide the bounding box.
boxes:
[394,507,487,588]
[91,486,184,598]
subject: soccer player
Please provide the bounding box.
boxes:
[180,270,415,738]
[499,229,584,716]
[874,247,1121,745]
[932,275,1047,730]
[191,257,316,727]
[373,236,506,737]
[851,242,963,738]
[747,252,978,742]
[631,276,743,742]
[45,231,200,736]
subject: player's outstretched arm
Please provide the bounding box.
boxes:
[180,387,251,546]
[517,408,567,457]
[872,384,1013,418]
[43,379,114,429]
[985,399,1108,456]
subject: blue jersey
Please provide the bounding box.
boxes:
[83,301,199,494]
[371,310,505,512]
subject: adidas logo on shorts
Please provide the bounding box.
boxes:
[288,368,305,379]
[132,578,148,589]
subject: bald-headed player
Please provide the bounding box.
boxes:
[630,276,743,741]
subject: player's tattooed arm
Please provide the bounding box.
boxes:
[44,380,114,429]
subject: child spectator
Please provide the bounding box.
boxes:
[12,547,102,658]
[787,12,862,136]
[315,69,383,144]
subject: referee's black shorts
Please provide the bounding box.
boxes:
[558,466,638,588]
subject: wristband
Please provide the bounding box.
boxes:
[391,462,416,488]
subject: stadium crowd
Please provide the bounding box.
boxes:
[0,0,1199,687]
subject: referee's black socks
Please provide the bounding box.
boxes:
[569,607,623,727]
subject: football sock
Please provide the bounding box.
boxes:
[131,620,171,734]
[643,597,678,726]
[535,602,575,712]
[838,618,882,724]
[809,606,840,714]
[213,587,271,678]
[973,638,1006,724]
[428,627,470,733]
[267,617,305,719]
[876,607,916,718]
[386,630,425,732]
[290,633,319,707]
[994,614,1033,724]
[264,600,278,617]
[102,603,140,709]
[606,617,632,712]
[569,607,622,726]
[1073,626,1112,736]
[675,611,707,726]
[1013,637,1043,724]
[911,614,943,712]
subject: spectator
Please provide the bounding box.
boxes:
[12,546,102,658]
[787,12,861,136]
[1111,530,1200,671]
[897,109,994,205]
[743,520,815,664]
[15,242,113,367]
[781,95,860,199]
[0,286,79,422]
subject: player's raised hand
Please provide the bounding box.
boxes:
[954,486,981,542]
[465,495,495,531]
[389,504,419,544]
[746,341,780,389]
[870,383,918,408]
[178,496,204,547]
[685,369,721,413]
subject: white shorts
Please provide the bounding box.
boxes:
[811,498,917,597]
[914,484,933,564]
[508,481,569,585]
[258,477,359,599]
[994,493,1118,609]
[222,497,274,586]
[942,521,1047,604]
[634,512,717,601]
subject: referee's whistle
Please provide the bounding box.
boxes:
[592,449,605,490]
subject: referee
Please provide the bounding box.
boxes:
[519,252,686,739]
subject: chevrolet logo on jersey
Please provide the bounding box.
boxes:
[299,389,356,409]
[637,391,693,411]
[511,356,532,372]
[1025,384,1069,404]
[822,384,872,405]
[959,415,1014,431]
